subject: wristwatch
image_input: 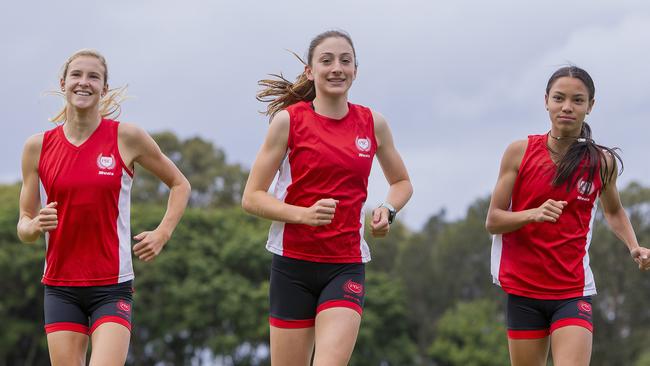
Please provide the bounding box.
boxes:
[378,202,397,224]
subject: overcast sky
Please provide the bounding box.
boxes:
[2,0,649,230]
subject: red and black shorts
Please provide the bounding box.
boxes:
[269,254,365,329]
[44,280,134,335]
[506,294,593,339]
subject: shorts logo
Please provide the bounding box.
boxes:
[356,137,371,152]
[576,178,594,196]
[578,300,592,314]
[117,300,131,313]
[343,280,364,295]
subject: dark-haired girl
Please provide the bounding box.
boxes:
[242,30,412,365]
[486,66,650,366]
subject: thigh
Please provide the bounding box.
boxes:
[508,338,550,366]
[270,326,314,366]
[269,255,319,328]
[550,326,592,366]
[269,256,319,365]
[47,331,89,366]
[549,297,593,366]
[506,294,552,366]
[313,307,362,366]
[88,281,134,334]
[506,294,551,339]
[311,263,364,366]
[316,263,365,316]
[549,296,593,334]
[89,322,131,366]
[44,285,90,335]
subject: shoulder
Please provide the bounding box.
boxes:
[270,110,290,129]
[117,121,149,145]
[23,133,44,155]
[505,139,528,155]
[22,133,45,168]
[267,110,290,142]
[501,139,528,169]
[369,109,388,130]
[285,101,309,114]
[600,148,617,167]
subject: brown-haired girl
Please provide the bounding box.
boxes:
[242,30,413,365]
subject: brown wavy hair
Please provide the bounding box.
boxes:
[50,49,128,123]
[256,30,357,117]
[546,66,623,192]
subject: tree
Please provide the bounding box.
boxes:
[131,132,248,207]
[428,299,509,366]
[0,184,50,365]
[128,205,271,365]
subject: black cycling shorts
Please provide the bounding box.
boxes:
[506,294,593,339]
[269,255,365,328]
[44,280,134,335]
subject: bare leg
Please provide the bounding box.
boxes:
[312,308,361,366]
[47,330,89,366]
[550,326,592,366]
[88,322,131,366]
[508,337,550,366]
[270,325,315,366]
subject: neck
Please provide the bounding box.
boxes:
[546,131,579,156]
[64,107,102,143]
[312,95,349,119]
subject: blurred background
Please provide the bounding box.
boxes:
[2,0,650,364]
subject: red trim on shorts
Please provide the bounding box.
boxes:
[316,300,363,315]
[507,329,550,339]
[550,318,593,333]
[269,316,315,329]
[90,316,132,334]
[45,322,89,335]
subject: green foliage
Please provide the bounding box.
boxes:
[352,271,418,365]
[428,299,509,366]
[132,132,248,208]
[636,349,650,366]
[0,184,49,365]
[128,205,271,365]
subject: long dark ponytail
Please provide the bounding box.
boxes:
[547,66,623,192]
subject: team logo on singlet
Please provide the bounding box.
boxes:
[343,279,364,295]
[356,136,371,158]
[97,154,116,175]
[97,154,116,170]
[576,178,595,198]
[577,300,592,315]
[356,137,371,152]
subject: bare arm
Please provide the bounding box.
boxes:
[241,111,337,226]
[485,140,567,234]
[599,156,650,269]
[119,123,191,261]
[369,111,413,237]
[17,134,59,243]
